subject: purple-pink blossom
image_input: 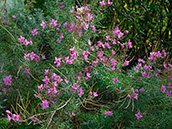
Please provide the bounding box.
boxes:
[166,91,171,96]
[168,83,172,89]
[40,21,46,29]
[31,29,38,36]
[18,35,25,43]
[42,100,49,109]
[71,83,80,93]
[113,77,119,83]
[42,76,50,84]
[12,114,20,121]
[104,110,113,116]
[135,112,143,120]
[100,1,106,6]
[78,87,84,97]
[161,85,166,93]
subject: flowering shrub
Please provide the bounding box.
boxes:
[0,0,172,128]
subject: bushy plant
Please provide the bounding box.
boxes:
[0,0,171,129]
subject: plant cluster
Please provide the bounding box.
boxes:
[0,0,172,128]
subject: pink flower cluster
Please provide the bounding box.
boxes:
[24,52,41,62]
[18,36,33,46]
[90,92,98,97]
[100,0,113,6]
[60,2,65,9]
[6,110,20,122]
[104,110,113,116]
[148,50,167,61]
[161,83,172,96]
[3,75,12,86]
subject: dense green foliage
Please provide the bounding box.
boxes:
[0,0,172,129]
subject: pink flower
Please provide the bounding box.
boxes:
[90,46,94,51]
[133,93,138,100]
[56,28,59,31]
[7,115,11,122]
[168,83,172,89]
[111,49,116,55]
[168,64,172,69]
[63,22,67,26]
[117,32,124,38]
[12,15,16,18]
[135,89,138,92]
[90,25,96,31]
[87,13,93,21]
[104,110,109,116]
[134,66,139,71]
[143,65,148,70]
[113,27,120,35]
[18,35,25,43]
[161,85,166,93]
[139,88,145,92]
[34,94,38,98]
[69,112,75,117]
[125,60,129,65]
[138,58,145,63]
[6,110,11,115]
[12,114,20,121]
[52,81,57,87]
[88,39,91,45]
[113,77,119,83]
[78,87,84,97]
[41,54,46,59]
[23,68,30,73]
[57,38,61,43]
[104,110,113,116]
[60,33,64,38]
[31,116,37,122]
[71,83,80,93]
[60,5,65,9]
[135,112,143,120]
[65,78,69,84]
[35,55,40,62]
[86,73,91,78]
[57,23,61,27]
[100,1,106,6]
[97,51,103,57]
[93,92,98,97]
[49,87,58,94]
[2,88,8,94]
[3,75,12,86]
[30,52,35,60]
[54,57,61,64]
[166,91,171,96]
[44,69,49,75]
[125,30,128,34]
[50,19,57,27]
[29,38,33,45]
[70,10,74,13]
[107,0,113,5]
[38,84,43,92]
[31,29,38,36]
[4,8,7,13]
[128,39,132,48]
[42,76,50,84]
[40,21,46,29]
[108,111,113,116]
[42,100,49,109]
[105,42,111,49]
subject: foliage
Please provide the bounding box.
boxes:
[0,0,172,129]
